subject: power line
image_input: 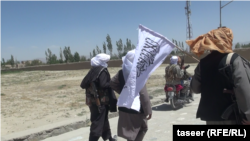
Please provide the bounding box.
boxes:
[220,0,233,28]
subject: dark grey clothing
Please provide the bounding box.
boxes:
[80,66,111,89]
[80,66,117,141]
[89,105,111,140]
[191,51,250,121]
[80,66,117,112]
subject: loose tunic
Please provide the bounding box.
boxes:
[80,66,117,140]
[165,64,184,85]
[110,70,152,140]
[191,51,250,122]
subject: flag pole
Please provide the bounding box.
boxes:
[174,45,200,62]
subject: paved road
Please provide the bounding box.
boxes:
[42,94,205,141]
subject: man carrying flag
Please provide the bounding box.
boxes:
[111,49,151,141]
[110,25,175,141]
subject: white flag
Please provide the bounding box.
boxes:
[117,24,175,111]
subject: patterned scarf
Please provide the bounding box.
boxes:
[186,27,234,57]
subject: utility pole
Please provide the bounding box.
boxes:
[220,0,233,28]
[185,0,192,52]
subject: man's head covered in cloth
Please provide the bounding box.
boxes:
[122,49,136,82]
[186,27,234,57]
[90,53,110,68]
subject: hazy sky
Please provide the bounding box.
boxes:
[2,1,250,62]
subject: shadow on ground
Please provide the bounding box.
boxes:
[152,102,195,111]
[152,103,173,111]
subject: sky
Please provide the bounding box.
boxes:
[1,1,250,62]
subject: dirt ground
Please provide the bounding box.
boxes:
[1,63,197,136]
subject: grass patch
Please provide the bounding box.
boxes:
[1,70,24,75]
[58,85,66,89]
[1,93,5,96]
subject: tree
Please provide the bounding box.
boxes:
[45,48,52,64]
[1,58,5,67]
[51,54,58,64]
[0,61,3,68]
[132,44,136,49]
[172,39,174,43]
[111,53,119,60]
[175,40,178,46]
[235,42,241,49]
[123,44,128,56]
[116,39,123,58]
[93,49,96,57]
[30,59,42,66]
[247,43,250,48]
[122,38,132,56]
[59,47,64,63]
[182,42,185,50]
[25,61,31,66]
[63,46,73,63]
[89,52,92,59]
[63,46,69,63]
[170,50,175,55]
[74,52,80,62]
[125,38,132,51]
[10,55,15,67]
[96,45,101,54]
[45,48,58,64]
[15,58,18,65]
[247,43,250,47]
[1,60,2,67]
[70,55,74,62]
[5,59,11,65]
[241,42,250,48]
[103,42,107,53]
[106,34,113,56]
[80,55,86,61]
[178,41,181,48]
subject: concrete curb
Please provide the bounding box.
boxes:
[2,96,166,141]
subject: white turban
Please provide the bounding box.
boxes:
[170,56,178,65]
[122,49,135,82]
[91,53,110,68]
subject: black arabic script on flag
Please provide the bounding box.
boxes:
[136,37,160,78]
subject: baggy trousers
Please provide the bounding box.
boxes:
[118,111,148,141]
[89,104,112,141]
